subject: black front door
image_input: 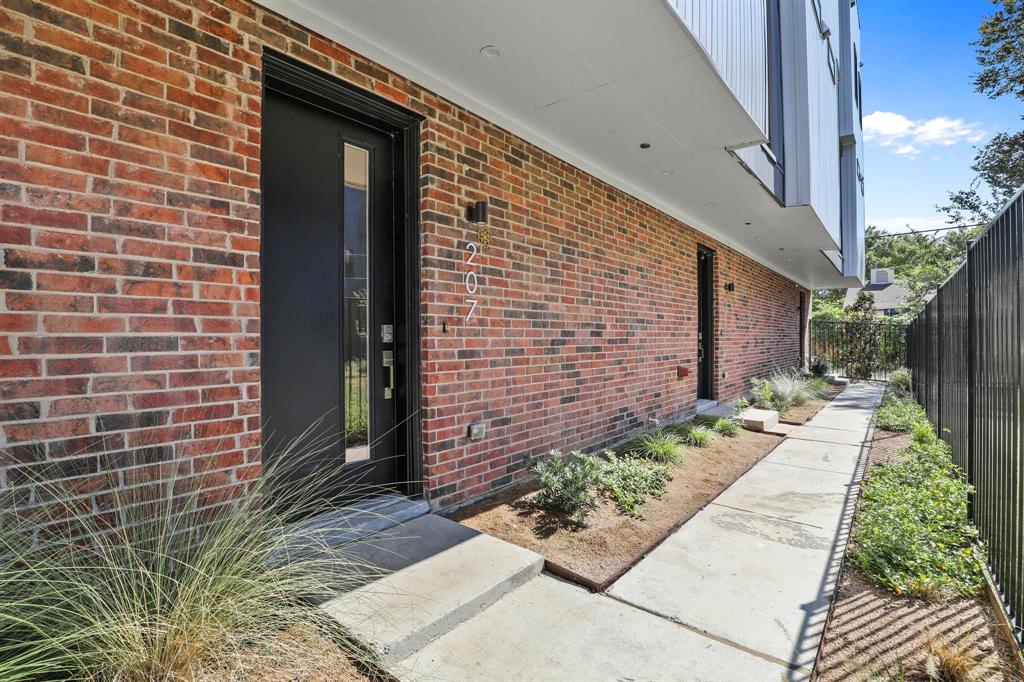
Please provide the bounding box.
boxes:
[697,246,715,400]
[261,87,401,493]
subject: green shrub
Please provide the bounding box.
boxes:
[633,432,686,464]
[889,367,912,395]
[529,451,601,525]
[809,356,830,377]
[711,417,740,437]
[874,392,928,432]
[806,376,829,397]
[851,438,983,598]
[751,377,775,410]
[596,454,671,518]
[0,427,385,682]
[912,420,937,445]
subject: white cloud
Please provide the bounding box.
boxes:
[863,111,985,157]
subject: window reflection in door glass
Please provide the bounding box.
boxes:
[343,144,370,462]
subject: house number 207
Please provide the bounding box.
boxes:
[464,241,480,322]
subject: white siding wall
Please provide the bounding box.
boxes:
[782,0,842,247]
[839,1,865,279]
[670,0,768,138]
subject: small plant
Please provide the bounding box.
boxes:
[924,632,1003,682]
[711,417,740,437]
[889,367,913,395]
[529,450,601,526]
[596,454,671,518]
[751,377,775,410]
[672,422,715,447]
[733,397,751,414]
[912,420,936,445]
[633,431,686,465]
[874,392,928,432]
[809,355,830,377]
[806,376,829,397]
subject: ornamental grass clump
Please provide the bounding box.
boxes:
[633,431,686,464]
[851,435,983,599]
[711,417,740,437]
[669,422,715,447]
[0,425,389,682]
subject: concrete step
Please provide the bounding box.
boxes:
[696,398,719,414]
[319,514,543,663]
[739,407,779,432]
[296,493,429,548]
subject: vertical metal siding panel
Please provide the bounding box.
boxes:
[672,0,768,136]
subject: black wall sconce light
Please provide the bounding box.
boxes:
[724,282,736,292]
[467,200,488,223]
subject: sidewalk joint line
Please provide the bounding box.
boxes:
[602,591,813,675]
[708,502,826,530]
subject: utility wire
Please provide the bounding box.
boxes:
[867,223,983,238]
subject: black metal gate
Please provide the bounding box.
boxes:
[907,186,1024,645]
[810,319,907,380]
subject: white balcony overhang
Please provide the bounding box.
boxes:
[263,0,859,289]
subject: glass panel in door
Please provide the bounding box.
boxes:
[343,143,370,463]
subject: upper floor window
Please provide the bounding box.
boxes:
[854,45,863,125]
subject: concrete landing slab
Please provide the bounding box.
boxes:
[696,398,718,414]
[739,407,779,432]
[607,504,839,674]
[711,461,856,530]
[788,424,867,446]
[320,514,543,662]
[763,438,863,475]
[295,494,429,547]
[398,575,791,681]
[698,401,738,419]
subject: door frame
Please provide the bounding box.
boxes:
[696,245,716,400]
[262,51,425,497]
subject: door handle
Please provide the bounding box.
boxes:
[382,350,394,400]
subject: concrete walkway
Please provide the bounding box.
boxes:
[608,381,884,677]
[370,383,883,681]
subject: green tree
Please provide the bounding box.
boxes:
[864,224,982,315]
[939,0,1024,223]
[845,292,883,379]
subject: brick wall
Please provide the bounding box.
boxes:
[0,0,808,515]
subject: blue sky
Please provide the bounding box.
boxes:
[861,0,1021,232]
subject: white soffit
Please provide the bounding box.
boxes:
[260,0,853,289]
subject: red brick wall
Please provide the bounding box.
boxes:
[0,0,807,514]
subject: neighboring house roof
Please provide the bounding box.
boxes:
[844,281,912,310]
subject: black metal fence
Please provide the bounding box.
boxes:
[906,186,1024,645]
[810,320,907,380]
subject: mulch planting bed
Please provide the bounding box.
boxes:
[449,429,783,591]
[778,382,846,424]
[816,426,1023,681]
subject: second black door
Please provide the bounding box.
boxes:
[697,247,715,400]
[262,87,400,493]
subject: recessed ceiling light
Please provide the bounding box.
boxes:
[479,45,502,59]
[639,142,651,149]
[744,221,752,226]
[661,170,674,176]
